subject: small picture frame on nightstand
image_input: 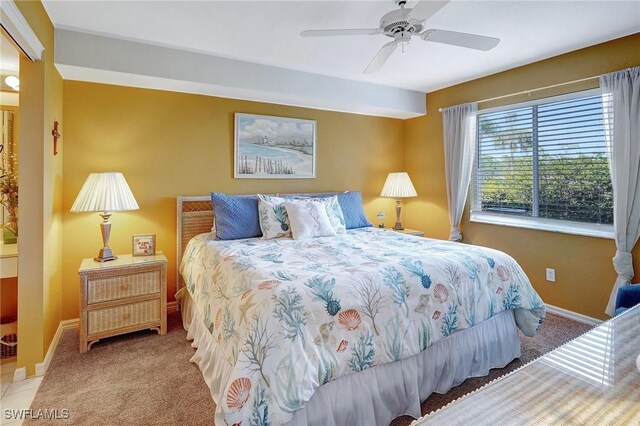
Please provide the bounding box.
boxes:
[132,234,156,256]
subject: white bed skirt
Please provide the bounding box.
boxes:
[177,288,521,426]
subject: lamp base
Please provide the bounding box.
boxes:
[393,200,404,230]
[94,247,117,263]
[94,256,117,263]
[94,215,118,262]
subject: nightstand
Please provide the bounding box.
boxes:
[387,228,424,237]
[78,253,167,353]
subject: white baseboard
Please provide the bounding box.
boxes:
[13,366,25,382]
[18,302,177,380]
[35,318,79,377]
[60,318,80,330]
[545,303,603,326]
[167,301,179,314]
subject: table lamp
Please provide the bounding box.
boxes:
[71,172,139,262]
[380,172,417,231]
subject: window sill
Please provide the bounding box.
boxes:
[470,212,614,239]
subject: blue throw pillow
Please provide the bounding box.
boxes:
[337,191,373,229]
[210,193,262,240]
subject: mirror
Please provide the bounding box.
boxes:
[1,109,18,242]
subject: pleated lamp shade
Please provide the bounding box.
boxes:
[71,172,139,213]
[380,172,418,198]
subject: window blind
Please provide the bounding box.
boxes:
[474,91,613,225]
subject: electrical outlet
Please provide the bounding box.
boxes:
[546,268,556,282]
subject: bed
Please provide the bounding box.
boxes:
[176,195,546,426]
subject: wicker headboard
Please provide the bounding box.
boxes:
[176,196,214,291]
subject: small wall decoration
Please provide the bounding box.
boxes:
[52,120,61,156]
[132,234,156,257]
[234,113,316,179]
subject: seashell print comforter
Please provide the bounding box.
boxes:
[180,228,546,425]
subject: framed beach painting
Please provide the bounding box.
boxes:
[234,113,316,179]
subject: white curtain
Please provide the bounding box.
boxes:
[442,102,478,242]
[601,66,640,317]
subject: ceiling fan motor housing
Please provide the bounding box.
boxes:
[380,8,424,38]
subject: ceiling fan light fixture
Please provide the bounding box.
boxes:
[5,75,19,91]
[395,31,412,53]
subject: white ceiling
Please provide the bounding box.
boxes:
[1,31,20,104]
[0,49,19,74]
[1,31,20,73]
[41,1,640,93]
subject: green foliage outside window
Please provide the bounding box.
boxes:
[479,154,613,224]
[477,97,613,225]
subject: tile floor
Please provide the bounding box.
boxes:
[1,361,43,425]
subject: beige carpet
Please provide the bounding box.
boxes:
[26,314,214,425]
[28,312,591,425]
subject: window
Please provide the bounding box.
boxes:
[472,89,614,238]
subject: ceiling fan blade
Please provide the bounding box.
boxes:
[408,0,450,20]
[300,29,381,37]
[364,40,399,74]
[421,29,500,51]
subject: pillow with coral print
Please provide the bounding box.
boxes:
[257,194,292,239]
[283,199,337,240]
[314,195,346,234]
[289,195,346,234]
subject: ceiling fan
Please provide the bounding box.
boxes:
[300,0,500,73]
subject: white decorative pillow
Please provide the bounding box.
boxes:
[319,196,346,234]
[257,194,292,239]
[289,195,346,234]
[283,200,337,240]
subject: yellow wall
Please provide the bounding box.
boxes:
[61,82,404,320]
[58,32,640,323]
[405,33,640,320]
[15,0,63,375]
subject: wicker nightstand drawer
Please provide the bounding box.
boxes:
[88,299,161,335]
[79,253,167,352]
[88,270,161,304]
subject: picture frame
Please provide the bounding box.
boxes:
[132,234,156,257]
[234,113,316,179]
